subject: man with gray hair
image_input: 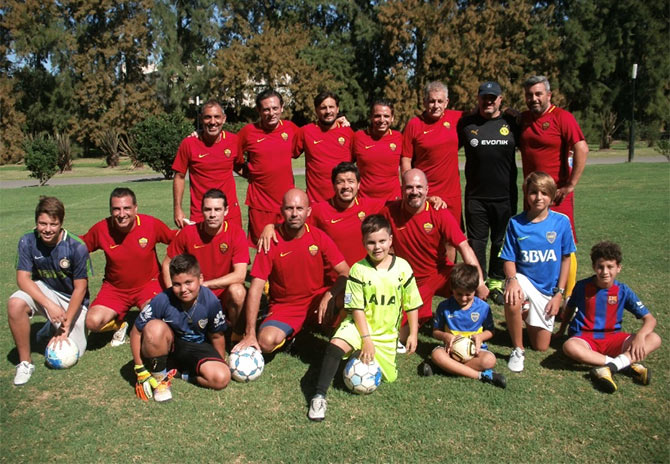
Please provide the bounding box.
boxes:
[519,75,588,300]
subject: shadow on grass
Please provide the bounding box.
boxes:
[5,322,51,365]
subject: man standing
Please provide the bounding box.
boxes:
[81,188,175,345]
[236,89,299,246]
[172,100,242,228]
[381,169,488,345]
[458,82,520,305]
[519,75,588,293]
[235,189,349,354]
[8,197,92,385]
[293,91,354,203]
[163,189,248,337]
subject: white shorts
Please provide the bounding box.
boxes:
[11,281,88,357]
[513,273,555,332]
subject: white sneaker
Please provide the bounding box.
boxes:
[396,340,407,354]
[508,347,525,372]
[153,378,173,403]
[308,395,327,421]
[14,361,35,386]
[110,321,129,347]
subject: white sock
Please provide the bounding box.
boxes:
[604,356,615,365]
[612,354,630,372]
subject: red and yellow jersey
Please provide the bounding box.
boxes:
[353,128,402,201]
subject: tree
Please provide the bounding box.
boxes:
[24,134,58,186]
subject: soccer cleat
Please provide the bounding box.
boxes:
[418,361,434,377]
[480,369,507,388]
[396,340,407,354]
[308,395,327,421]
[507,347,525,372]
[110,321,129,347]
[13,361,35,386]
[153,378,173,402]
[488,289,504,306]
[590,366,618,393]
[629,362,651,386]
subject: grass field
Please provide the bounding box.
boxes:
[0,164,668,463]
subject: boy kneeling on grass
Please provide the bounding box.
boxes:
[562,241,662,393]
[308,214,423,421]
[130,254,231,402]
[419,263,506,388]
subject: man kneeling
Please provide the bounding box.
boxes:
[129,254,230,402]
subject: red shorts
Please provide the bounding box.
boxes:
[572,331,631,357]
[402,272,451,326]
[247,207,282,248]
[550,192,576,242]
[91,278,162,319]
[260,288,328,337]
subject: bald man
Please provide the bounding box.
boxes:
[234,189,349,354]
[381,169,488,344]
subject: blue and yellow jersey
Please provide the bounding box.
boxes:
[433,297,494,337]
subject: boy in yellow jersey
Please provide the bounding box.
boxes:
[308,214,422,421]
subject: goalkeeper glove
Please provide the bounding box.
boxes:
[134,364,158,401]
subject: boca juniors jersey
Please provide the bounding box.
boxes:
[433,297,494,337]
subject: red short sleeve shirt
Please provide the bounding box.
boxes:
[353,129,402,201]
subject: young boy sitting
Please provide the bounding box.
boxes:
[129,254,231,402]
[500,171,576,372]
[562,241,661,393]
[420,263,506,388]
[308,214,423,421]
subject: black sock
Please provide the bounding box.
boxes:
[147,355,168,373]
[605,362,618,374]
[315,344,346,397]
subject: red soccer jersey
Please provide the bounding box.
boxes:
[166,221,249,297]
[353,128,402,201]
[402,110,463,200]
[520,105,585,187]
[81,214,176,289]
[250,224,345,306]
[237,120,298,212]
[381,201,466,280]
[171,131,241,223]
[309,196,386,266]
[294,123,354,203]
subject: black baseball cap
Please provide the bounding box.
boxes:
[478,81,502,96]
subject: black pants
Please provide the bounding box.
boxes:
[464,197,515,281]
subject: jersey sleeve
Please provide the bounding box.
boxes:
[71,239,93,280]
[166,228,187,258]
[154,217,177,244]
[249,248,274,281]
[559,216,577,255]
[401,120,417,159]
[292,126,305,158]
[344,263,365,311]
[558,110,586,147]
[319,230,346,269]
[481,305,495,332]
[135,295,165,332]
[622,284,650,319]
[206,292,228,333]
[437,208,467,247]
[171,139,190,174]
[499,219,518,262]
[16,233,35,272]
[231,227,250,264]
[433,303,447,330]
[235,125,249,165]
[401,263,422,311]
[80,222,100,253]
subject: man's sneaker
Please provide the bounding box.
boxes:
[153,377,173,402]
[418,361,434,377]
[508,347,525,372]
[14,361,35,386]
[308,395,327,421]
[110,321,129,347]
[590,366,617,393]
[629,362,651,386]
[396,340,407,354]
[480,369,507,388]
[489,289,504,306]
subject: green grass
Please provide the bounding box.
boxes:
[0,164,668,463]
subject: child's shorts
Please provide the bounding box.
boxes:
[570,331,631,357]
[514,273,555,331]
[170,338,225,376]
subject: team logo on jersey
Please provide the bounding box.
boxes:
[608,295,618,305]
[389,143,397,151]
[344,293,353,304]
[219,242,229,254]
[214,311,226,328]
[338,137,345,146]
[138,237,148,248]
[470,129,479,135]
[308,244,319,256]
[281,132,288,141]
[224,149,232,158]
[542,122,550,130]
[140,305,152,322]
[358,211,366,221]
[500,126,510,136]
[59,258,71,269]
[423,222,434,233]
[546,231,556,244]
[471,312,480,323]
[197,319,208,330]
[443,121,451,129]
[470,139,479,147]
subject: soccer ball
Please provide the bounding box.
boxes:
[44,338,79,369]
[450,335,476,363]
[229,346,264,382]
[343,357,382,395]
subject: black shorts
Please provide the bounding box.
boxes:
[170,338,225,375]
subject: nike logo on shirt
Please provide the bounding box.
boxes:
[330,218,344,223]
[109,244,120,249]
[364,145,375,149]
[280,251,292,257]
[193,244,206,249]
[256,137,266,143]
[313,140,323,144]
[423,130,433,135]
[198,153,209,158]
[518,236,530,241]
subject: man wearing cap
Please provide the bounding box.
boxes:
[457,81,520,304]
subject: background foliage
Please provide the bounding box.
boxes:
[1,0,668,163]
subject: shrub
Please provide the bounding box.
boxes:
[655,136,670,160]
[24,134,58,185]
[98,128,121,167]
[130,112,194,179]
[54,131,73,172]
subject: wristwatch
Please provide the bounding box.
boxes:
[552,287,565,296]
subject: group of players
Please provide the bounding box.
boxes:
[8,76,661,418]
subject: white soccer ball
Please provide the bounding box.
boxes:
[44,338,79,369]
[343,356,382,395]
[450,335,476,363]
[229,346,265,382]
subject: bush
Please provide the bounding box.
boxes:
[24,134,58,186]
[130,112,194,179]
[655,136,670,160]
[98,128,121,167]
[54,131,73,172]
